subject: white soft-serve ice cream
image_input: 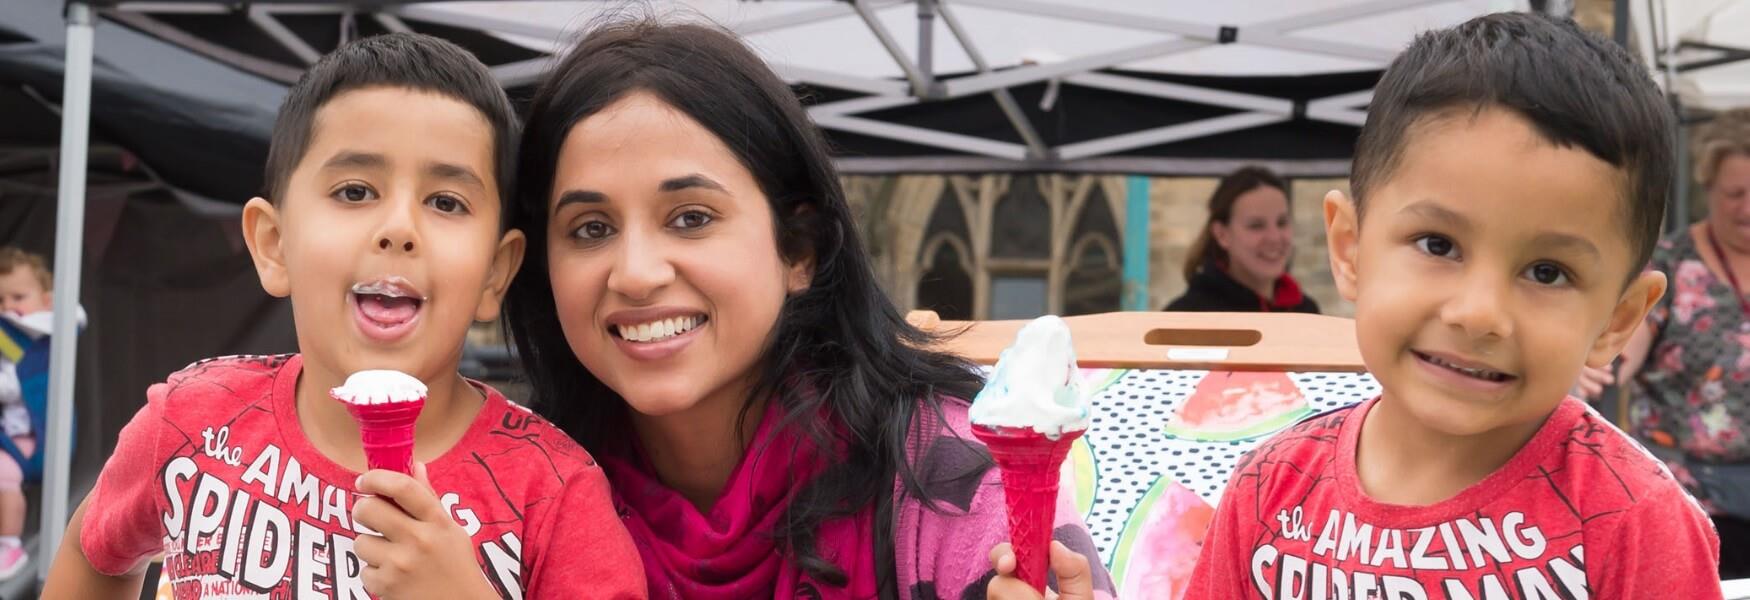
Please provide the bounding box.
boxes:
[331,370,427,405]
[330,370,427,474]
[968,315,1091,438]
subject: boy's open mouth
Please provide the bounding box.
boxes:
[610,314,707,344]
[352,277,425,341]
[1413,350,1515,383]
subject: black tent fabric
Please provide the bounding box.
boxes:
[9,0,1381,201]
[0,86,299,498]
[811,68,1377,162]
[0,17,299,586]
[1,0,282,203]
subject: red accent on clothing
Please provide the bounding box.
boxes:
[1268,273,1306,311]
[79,354,646,599]
[1185,396,1722,599]
[602,402,878,599]
[1215,259,1306,312]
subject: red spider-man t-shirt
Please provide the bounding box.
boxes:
[1187,396,1722,600]
[78,354,645,599]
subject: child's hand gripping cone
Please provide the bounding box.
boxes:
[330,370,427,474]
[968,315,1091,593]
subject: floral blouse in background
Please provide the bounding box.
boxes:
[1631,230,1750,509]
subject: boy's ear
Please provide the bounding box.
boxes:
[1323,190,1361,302]
[41,291,52,311]
[475,228,527,322]
[241,198,291,298]
[1588,270,1665,368]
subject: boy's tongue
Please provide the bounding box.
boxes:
[359,294,418,324]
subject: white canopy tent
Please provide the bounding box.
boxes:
[38,0,1547,585]
[1629,0,1750,229]
[1634,0,1750,111]
[101,0,1528,171]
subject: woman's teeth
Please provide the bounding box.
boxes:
[617,316,703,343]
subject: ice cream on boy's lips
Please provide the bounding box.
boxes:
[968,315,1092,593]
[330,370,427,475]
[351,276,425,343]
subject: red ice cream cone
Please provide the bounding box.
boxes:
[972,424,1085,593]
[334,393,425,475]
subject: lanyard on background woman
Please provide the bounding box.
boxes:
[1707,223,1750,321]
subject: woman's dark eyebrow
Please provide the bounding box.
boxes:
[660,174,727,193]
[552,189,606,215]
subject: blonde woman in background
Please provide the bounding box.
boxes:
[1582,107,1750,579]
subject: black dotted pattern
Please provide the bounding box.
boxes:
[1073,369,1381,562]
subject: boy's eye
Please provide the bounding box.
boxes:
[1527,263,1569,286]
[1415,235,1457,258]
[669,211,713,230]
[574,221,615,240]
[428,194,468,215]
[335,184,375,203]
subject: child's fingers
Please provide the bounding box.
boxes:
[985,574,1045,600]
[987,542,1017,575]
[356,467,447,523]
[353,530,389,567]
[1047,541,1095,600]
[352,494,417,542]
[410,460,433,489]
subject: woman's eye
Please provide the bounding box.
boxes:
[428,195,468,214]
[1527,263,1569,286]
[670,211,713,230]
[335,184,374,203]
[576,221,615,240]
[1415,235,1456,258]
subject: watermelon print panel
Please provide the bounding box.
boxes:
[1163,371,1313,443]
[973,366,1381,574]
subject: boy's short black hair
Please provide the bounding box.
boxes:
[1351,12,1673,271]
[263,32,517,222]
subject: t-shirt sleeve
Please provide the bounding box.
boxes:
[524,464,647,599]
[78,382,169,575]
[1184,460,1258,599]
[1588,483,1722,599]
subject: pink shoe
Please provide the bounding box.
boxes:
[0,544,27,580]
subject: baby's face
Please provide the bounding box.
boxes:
[0,267,50,315]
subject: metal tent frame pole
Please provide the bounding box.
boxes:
[40,0,94,583]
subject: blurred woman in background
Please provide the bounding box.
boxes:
[1165,166,1319,313]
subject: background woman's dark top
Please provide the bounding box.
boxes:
[1165,258,1320,313]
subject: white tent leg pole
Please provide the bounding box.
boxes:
[1658,0,1689,231]
[39,0,94,583]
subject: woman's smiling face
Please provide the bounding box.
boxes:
[545,91,810,420]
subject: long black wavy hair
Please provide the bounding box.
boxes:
[502,16,984,595]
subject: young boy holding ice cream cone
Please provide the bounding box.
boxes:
[44,33,644,599]
[1186,13,1720,599]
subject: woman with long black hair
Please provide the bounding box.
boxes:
[501,17,1112,600]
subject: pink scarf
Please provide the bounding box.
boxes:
[601,404,879,599]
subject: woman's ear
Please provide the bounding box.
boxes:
[1210,220,1233,251]
[783,204,820,294]
[786,256,814,295]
